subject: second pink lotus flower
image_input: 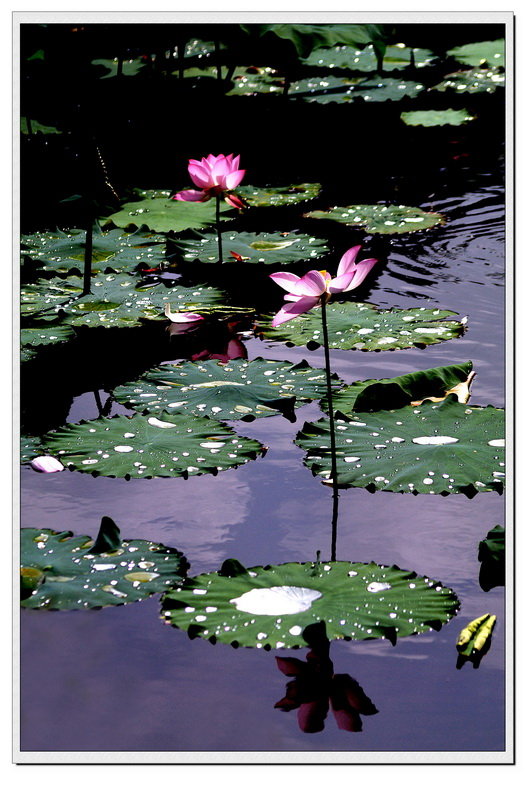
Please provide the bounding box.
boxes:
[270,245,378,327]
[174,153,246,209]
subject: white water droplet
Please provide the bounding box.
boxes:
[412,436,458,445]
[488,439,505,447]
[230,586,322,615]
[367,582,391,593]
[114,445,134,452]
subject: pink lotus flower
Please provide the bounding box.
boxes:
[270,245,378,327]
[164,304,204,323]
[173,153,246,209]
[30,456,64,473]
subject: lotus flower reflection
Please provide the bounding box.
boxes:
[174,153,246,209]
[270,245,378,327]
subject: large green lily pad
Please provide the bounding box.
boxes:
[304,204,445,234]
[447,40,505,68]
[235,183,322,208]
[323,362,474,414]
[161,558,459,648]
[20,518,188,610]
[295,396,505,496]
[21,275,224,327]
[431,68,505,94]
[21,324,76,349]
[21,228,167,275]
[103,189,235,234]
[290,75,425,104]
[259,302,465,351]
[302,43,436,71]
[401,109,476,127]
[113,358,342,421]
[171,230,329,265]
[42,412,265,479]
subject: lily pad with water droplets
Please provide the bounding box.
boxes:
[259,302,465,352]
[290,75,425,104]
[295,396,505,496]
[302,43,436,71]
[161,558,459,648]
[171,230,329,265]
[401,109,476,127]
[21,324,75,350]
[113,358,342,421]
[41,412,265,479]
[20,435,44,464]
[323,361,474,415]
[226,66,285,96]
[235,184,322,208]
[431,68,505,95]
[304,204,445,234]
[447,40,505,69]
[21,275,224,328]
[20,518,188,610]
[21,228,167,275]
[103,189,235,234]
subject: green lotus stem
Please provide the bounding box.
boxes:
[82,221,93,295]
[216,195,223,263]
[320,297,339,561]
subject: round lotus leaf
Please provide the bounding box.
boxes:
[113,358,342,421]
[290,75,424,104]
[21,274,224,327]
[304,204,445,234]
[431,68,505,95]
[295,396,505,496]
[260,302,465,351]
[20,325,75,363]
[21,228,167,275]
[303,43,436,71]
[226,66,285,95]
[20,526,188,610]
[323,362,474,414]
[161,559,459,648]
[41,412,265,479]
[447,40,505,68]
[171,230,329,265]
[235,183,322,208]
[401,109,476,127]
[103,189,235,234]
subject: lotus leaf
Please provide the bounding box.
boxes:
[21,227,167,274]
[103,189,234,234]
[21,325,75,350]
[295,396,505,496]
[259,302,465,351]
[21,118,62,135]
[304,204,445,234]
[91,58,145,78]
[113,358,342,421]
[20,519,188,610]
[253,23,387,59]
[41,412,265,479]
[21,274,224,328]
[290,75,425,104]
[323,362,474,414]
[478,525,505,592]
[171,230,329,265]
[226,66,285,95]
[235,183,322,208]
[431,68,505,94]
[447,40,505,68]
[161,558,459,648]
[401,109,476,127]
[303,43,436,71]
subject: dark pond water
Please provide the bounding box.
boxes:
[19,168,506,757]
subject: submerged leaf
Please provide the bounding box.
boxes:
[161,559,459,648]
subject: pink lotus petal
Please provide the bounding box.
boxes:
[173,189,208,202]
[342,258,377,291]
[294,270,328,297]
[336,245,361,277]
[275,657,309,677]
[188,163,212,189]
[283,293,301,302]
[269,271,301,293]
[327,271,355,294]
[225,192,245,210]
[164,304,204,323]
[224,169,245,190]
[272,295,319,326]
[30,456,64,473]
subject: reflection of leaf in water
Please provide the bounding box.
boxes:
[478,525,505,592]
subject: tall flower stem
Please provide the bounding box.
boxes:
[320,298,339,561]
[216,195,223,263]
